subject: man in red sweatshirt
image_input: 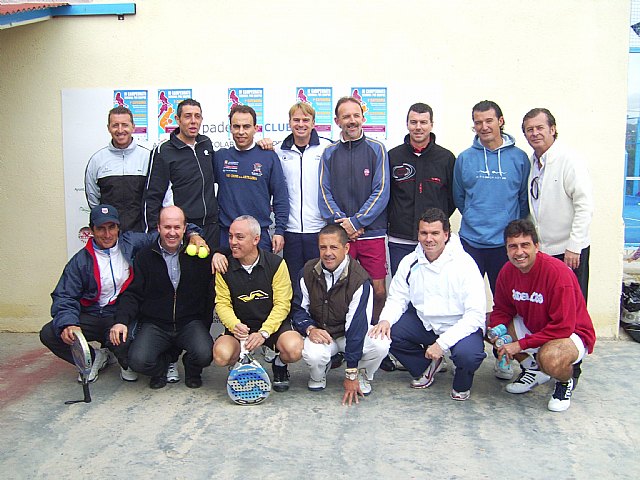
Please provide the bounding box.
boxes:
[489,219,596,412]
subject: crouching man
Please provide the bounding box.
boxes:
[489,219,596,412]
[292,224,390,406]
[112,206,214,389]
[370,208,486,401]
[212,215,301,393]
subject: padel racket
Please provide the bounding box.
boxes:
[65,331,92,405]
[227,339,271,405]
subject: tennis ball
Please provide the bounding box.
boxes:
[198,247,209,259]
[186,244,198,256]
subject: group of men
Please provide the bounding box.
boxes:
[41,96,595,412]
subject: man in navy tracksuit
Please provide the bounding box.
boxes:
[319,96,390,323]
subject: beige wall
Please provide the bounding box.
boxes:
[0,0,629,336]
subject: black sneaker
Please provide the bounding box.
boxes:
[379,355,396,372]
[149,376,167,389]
[185,376,203,389]
[330,352,344,369]
[272,363,290,392]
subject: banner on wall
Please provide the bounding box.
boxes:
[351,87,387,140]
[295,87,333,133]
[63,84,442,258]
[157,88,192,137]
[227,87,264,132]
[113,89,148,142]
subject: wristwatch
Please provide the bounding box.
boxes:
[345,368,358,381]
[259,330,270,340]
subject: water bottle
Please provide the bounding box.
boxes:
[488,324,508,341]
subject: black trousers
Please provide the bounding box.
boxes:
[553,246,590,302]
[39,313,131,368]
[128,321,213,379]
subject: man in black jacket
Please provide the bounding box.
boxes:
[143,99,219,248]
[387,103,456,274]
[111,206,214,389]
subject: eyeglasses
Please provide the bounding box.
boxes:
[530,176,540,200]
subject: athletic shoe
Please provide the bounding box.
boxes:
[411,357,443,389]
[149,376,167,389]
[272,363,290,392]
[506,368,551,394]
[330,352,344,369]
[450,389,471,401]
[262,346,276,363]
[547,378,574,412]
[166,362,180,383]
[308,362,331,391]
[358,370,372,396]
[379,355,396,372]
[494,358,514,380]
[78,348,109,383]
[185,376,203,389]
[120,366,138,382]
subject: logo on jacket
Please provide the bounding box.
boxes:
[238,290,270,302]
[363,168,370,177]
[252,163,263,176]
[392,164,416,182]
[204,149,210,156]
[512,289,544,304]
[223,160,238,173]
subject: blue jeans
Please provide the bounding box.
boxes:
[128,321,213,379]
[389,308,485,392]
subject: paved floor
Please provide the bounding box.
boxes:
[1,333,639,479]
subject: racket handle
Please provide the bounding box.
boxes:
[240,339,248,358]
[82,382,92,403]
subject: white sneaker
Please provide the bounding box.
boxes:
[166,362,180,383]
[78,348,109,383]
[411,357,443,389]
[451,389,471,401]
[494,357,514,380]
[548,378,574,412]
[358,369,372,396]
[120,366,138,382]
[506,368,551,394]
[308,362,330,391]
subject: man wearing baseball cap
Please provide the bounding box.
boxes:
[39,204,206,384]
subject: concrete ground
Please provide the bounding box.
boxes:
[1,332,639,480]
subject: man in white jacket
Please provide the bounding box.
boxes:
[521,108,593,301]
[370,208,487,401]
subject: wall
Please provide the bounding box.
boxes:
[0,0,629,336]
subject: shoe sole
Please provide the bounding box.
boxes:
[166,378,180,384]
[273,384,290,393]
[120,374,138,382]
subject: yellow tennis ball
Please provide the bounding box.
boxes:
[186,244,198,256]
[198,247,209,259]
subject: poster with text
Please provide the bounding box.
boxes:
[113,89,148,142]
[295,87,333,133]
[157,88,192,138]
[228,87,264,133]
[351,87,387,140]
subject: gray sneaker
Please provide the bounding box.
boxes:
[166,362,180,383]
